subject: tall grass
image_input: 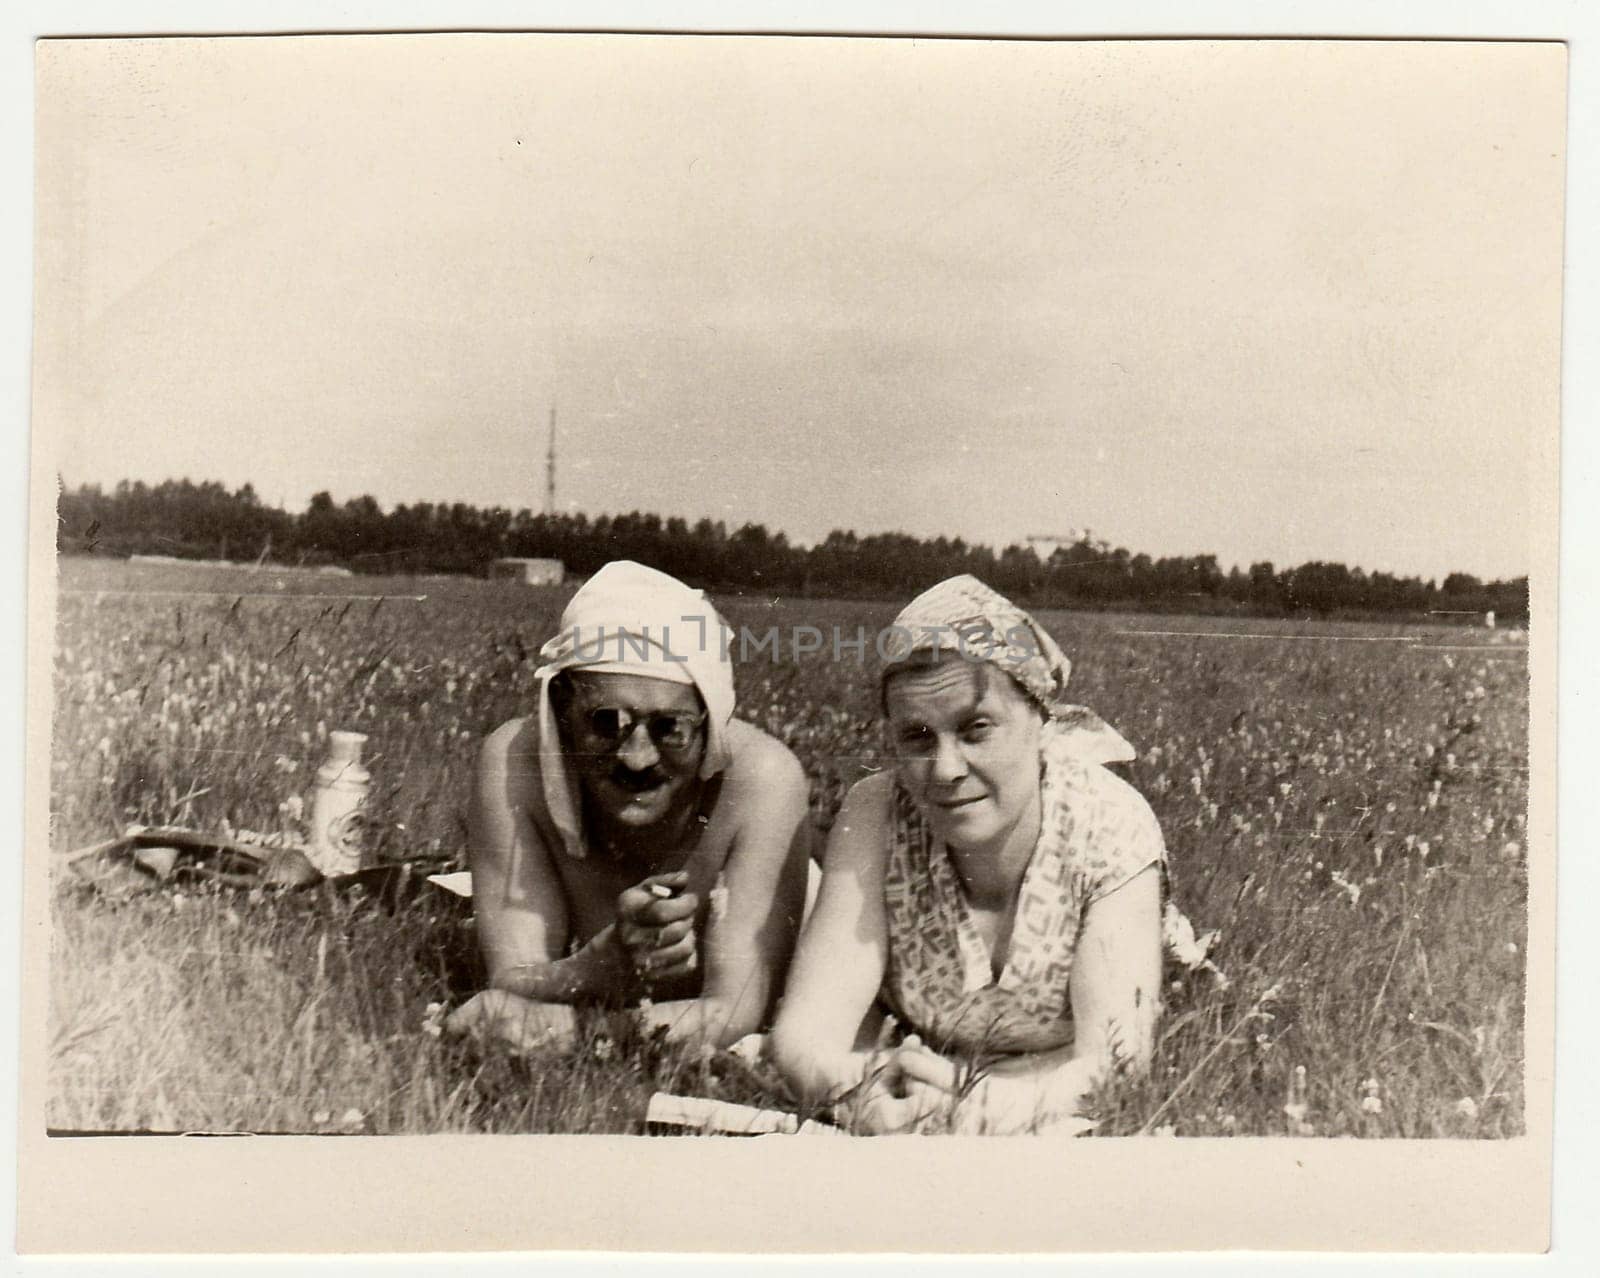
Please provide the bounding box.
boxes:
[47,557,1529,1135]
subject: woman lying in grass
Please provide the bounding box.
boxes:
[771,576,1165,1134]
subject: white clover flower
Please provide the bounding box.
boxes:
[1455,1097,1479,1120]
[1161,901,1218,969]
[1329,870,1361,907]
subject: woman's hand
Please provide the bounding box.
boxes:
[844,1066,949,1135]
[616,872,701,989]
[892,1036,962,1095]
[836,1037,960,1134]
[852,1085,948,1134]
[443,989,579,1056]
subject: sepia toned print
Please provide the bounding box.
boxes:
[22,30,1561,1254]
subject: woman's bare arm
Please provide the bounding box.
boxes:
[957,864,1163,1132]
[768,772,897,1106]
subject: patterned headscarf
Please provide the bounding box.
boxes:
[881,575,1136,765]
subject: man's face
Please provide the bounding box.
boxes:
[561,671,708,829]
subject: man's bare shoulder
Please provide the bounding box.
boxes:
[723,718,807,797]
[478,716,542,808]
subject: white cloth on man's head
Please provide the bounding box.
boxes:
[531,560,734,858]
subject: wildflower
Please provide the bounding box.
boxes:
[1505,942,1518,956]
[338,1108,366,1129]
[1455,1097,1479,1120]
[421,1002,447,1038]
[1502,841,1522,861]
[1284,1064,1310,1129]
[592,1034,616,1063]
[1160,901,1223,987]
[312,1109,332,1125]
[1361,1078,1383,1115]
[280,794,304,822]
[1149,1124,1177,1138]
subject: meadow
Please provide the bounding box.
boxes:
[45,556,1531,1137]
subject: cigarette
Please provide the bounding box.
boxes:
[647,883,676,900]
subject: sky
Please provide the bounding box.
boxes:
[34,34,1564,582]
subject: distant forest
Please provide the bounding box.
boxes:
[56,477,1528,622]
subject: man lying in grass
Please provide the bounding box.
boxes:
[446,560,812,1056]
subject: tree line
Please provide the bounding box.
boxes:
[56,477,1528,622]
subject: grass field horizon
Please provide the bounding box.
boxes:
[45,556,1531,1137]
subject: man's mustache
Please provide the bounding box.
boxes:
[608,764,670,792]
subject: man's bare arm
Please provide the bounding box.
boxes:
[470,720,633,1003]
[634,734,812,1047]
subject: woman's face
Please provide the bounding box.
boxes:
[559,671,707,829]
[883,657,1045,855]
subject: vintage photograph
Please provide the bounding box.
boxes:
[23,28,1563,1252]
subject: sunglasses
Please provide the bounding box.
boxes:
[578,705,707,752]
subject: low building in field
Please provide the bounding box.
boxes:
[489,557,565,586]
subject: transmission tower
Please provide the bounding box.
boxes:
[545,405,557,517]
